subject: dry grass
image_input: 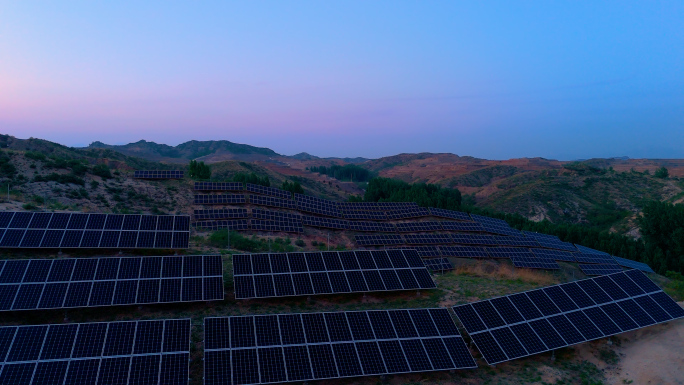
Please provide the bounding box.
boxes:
[455,262,556,286]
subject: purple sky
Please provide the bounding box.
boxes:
[1,2,683,159]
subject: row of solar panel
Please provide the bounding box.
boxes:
[355,233,545,247]
[0,319,190,385]
[133,170,184,179]
[409,245,651,274]
[0,276,223,310]
[0,256,224,310]
[232,250,426,275]
[453,270,684,365]
[423,258,454,272]
[234,268,435,299]
[194,182,293,199]
[0,255,222,283]
[0,212,190,231]
[0,229,189,249]
[204,309,477,385]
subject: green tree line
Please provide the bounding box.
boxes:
[308,164,374,182]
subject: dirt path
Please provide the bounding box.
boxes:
[606,314,684,385]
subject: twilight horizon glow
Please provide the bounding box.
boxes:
[1,1,683,160]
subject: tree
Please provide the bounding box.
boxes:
[92,164,112,179]
[655,167,669,179]
[282,180,304,195]
[232,172,269,187]
[188,160,211,179]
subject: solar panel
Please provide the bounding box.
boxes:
[410,246,442,258]
[574,244,611,256]
[133,170,184,179]
[523,231,578,251]
[343,211,388,221]
[294,194,342,218]
[428,208,472,221]
[579,264,624,276]
[193,219,249,231]
[0,255,223,311]
[403,234,453,245]
[251,208,301,223]
[395,222,443,233]
[612,256,655,273]
[453,270,684,365]
[485,247,532,259]
[439,245,489,258]
[0,213,190,249]
[574,253,617,265]
[385,207,431,220]
[424,258,454,272]
[194,181,244,191]
[348,221,397,232]
[0,318,190,385]
[451,234,499,246]
[530,248,577,262]
[509,255,560,270]
[204,308,476,384]
[339,202,419,212]
[193,208,248,220]
[248,194,296,209]
[250,220,303,233]
[495,236,540,248]
[245,183,292,200]
[232,250,435,299]
[194,194,246,205]
[301,215,349,230]
[440,221,485,232]
[355,234,403,246]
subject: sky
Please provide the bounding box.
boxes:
[1,1,683,160]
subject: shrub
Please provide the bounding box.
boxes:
[34,173,85,186]
[24,151,46,161]
[295,239,306,247]
[655,167,669,179]
[22,203,37,210]
[92,164,112,179]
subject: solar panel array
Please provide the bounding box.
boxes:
[396,222,443,233]
[453,270,684,365]
[343,211,388,221]
[404,234,454,245]
[232,250,435,299]
[348,221,397,232]
[133,170,184,179]
[574,253,617,265]
[523,231,577,252]
[509,255,560,270]
[0,255,224,311]
[423,258,454,272]
[440,221,485,232]
[0,212,190,249]
[612,256,655,273]
[428,208,472,222]
[250,220,303,233]
[530,248,577,262]
[411,246,441,258]
[451,234,499,246]
[355,234,404,246]
[194,182,244,191]
[494,236,540,248]
[194,194,246,205]
[248,195,296,209]
[193,208,248,221]
[386,207,431,220]
[0,319,190,385]
[471,215,521,237]
[245,184,292,200]
[574,244,611,256]
[204,308,477,385]
[301,215,349,230]
[578,264,623,276]
[440,246,488,258]
[294,194,342,218]
[194,219,249,231]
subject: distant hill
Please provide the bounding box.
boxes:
[88,139,280,163]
